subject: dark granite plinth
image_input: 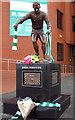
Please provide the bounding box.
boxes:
[3,95,70,119]
[16,63,61,102]
[3,63,71,119]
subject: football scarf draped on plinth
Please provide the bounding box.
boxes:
[10,101,61,120]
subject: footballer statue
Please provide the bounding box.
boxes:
[14,1,51,58]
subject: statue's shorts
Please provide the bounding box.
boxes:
[31,28,46,44]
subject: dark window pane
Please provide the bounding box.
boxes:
[57,9,63,30]
[57,42,63,61]
[72,46,75,56]
[72,16,75,32]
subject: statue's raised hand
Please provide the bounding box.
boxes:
[13,23,18,29]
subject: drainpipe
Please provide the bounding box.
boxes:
[70,46,71,73]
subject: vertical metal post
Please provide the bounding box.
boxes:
[63,64,64,73]
[8,60,9,71]
[70,46,71,73]
[65,64,66,73]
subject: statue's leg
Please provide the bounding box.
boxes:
[32,34,39,55]
[39,33,46,58]
[42,43,46,58]
[33,42,39,55]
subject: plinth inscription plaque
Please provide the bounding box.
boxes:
[23,72,41,86]
[52,71,58,85]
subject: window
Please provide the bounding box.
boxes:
[72,16,75,32]
[57,42,63,61]
[57,9,63,30]
[72,46,75,56]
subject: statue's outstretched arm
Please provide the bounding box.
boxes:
[13,12,31,28]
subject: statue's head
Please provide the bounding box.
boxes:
[33,1,40,13]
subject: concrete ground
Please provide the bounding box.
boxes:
[0,74,74,120]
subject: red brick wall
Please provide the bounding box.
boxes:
[47,2,71,65]
[0,2,2,59]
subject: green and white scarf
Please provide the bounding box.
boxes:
[34,102,61,111]
[12,27,18,50]
[10,108,21,120]
[10,101,61,119]
[45,31,55,63]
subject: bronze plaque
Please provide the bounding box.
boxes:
[52,72,58,84]
[23,72,41,86]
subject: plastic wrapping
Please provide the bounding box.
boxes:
[17,97,35,119]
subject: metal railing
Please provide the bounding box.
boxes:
[0,59,23,71]
[61,64,75,73]
[0,59,75,73]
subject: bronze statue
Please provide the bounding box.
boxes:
[14,1,51,58]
